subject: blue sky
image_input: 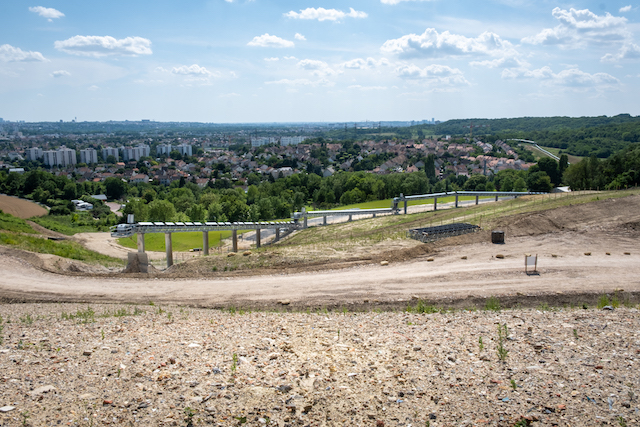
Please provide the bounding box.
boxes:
[1,1,639,123]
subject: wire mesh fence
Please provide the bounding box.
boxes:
[408,222,480,243]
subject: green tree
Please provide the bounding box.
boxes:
[558,154,569,179]
[526,171,553,192]
[147,200,176,222]
[513,177,527,192]
[104,177,127,200]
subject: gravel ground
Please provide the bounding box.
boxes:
[0,303,638,426]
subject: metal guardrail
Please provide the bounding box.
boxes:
[111,220,296,238]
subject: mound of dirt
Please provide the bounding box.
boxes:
[0,194,47,218]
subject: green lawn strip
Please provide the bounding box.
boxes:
[118,230,251,252]
[0,212,36,234]
[0,232,123,266]
[308,195,493,212]
[30,215,102,235]
[536,145,584,164]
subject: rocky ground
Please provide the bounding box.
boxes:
[0,302,638,426]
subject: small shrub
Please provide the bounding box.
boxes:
[485,296,501,311]
[597,294,610,309]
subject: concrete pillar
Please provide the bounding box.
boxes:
[232,230,238,253]
[455,194,459,208]
[348,215,352,222]
[303,216,308,229]
[475,195,479,205]
[275,228,280,241]
[165,232,173,268]
[203,231,209,256]
[434,197,438,211]
[323,216,327,226]
[137,233,145,253]
[256,229,261,248]
[404,200,407,215]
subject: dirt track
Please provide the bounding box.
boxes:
[1,194,640,309]
[1,229,639,309]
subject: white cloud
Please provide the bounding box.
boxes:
[381,28,517,59]
[522,8,629,48]
[0,44,47,62]
[284,7,367,22]
[54,36,152,57]
[284,56,297,60]
[381,0,433,4]
[264,57,280,62]
[265,78,334,87]
[297,59,337,76]
[395,64,470,87]
[219,93,241,98]
[295,33,306,41]
[348,85,387,90]
[247,34,294,48]
[88,85,99,91]
[601,43,640,62]
[619,5,632,13]
[470,57,527,68]
[170,64,216,77]
[340,57,389,69]
[51,70,71,78]
[29,6,64,21]
[502,66,620,89]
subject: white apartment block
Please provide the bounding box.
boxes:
[102,147,119,162]
[80,148,98,164]
[156,144,172,156]
[122,145,150,162]
[43,146,77,167]
[251,137,278,147]
[280,136,307,146]
[43,151,57,167]
[176,144,192,157]
[25,147,43,161]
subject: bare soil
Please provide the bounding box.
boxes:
[0,195,47,218]
[1,195,640,426]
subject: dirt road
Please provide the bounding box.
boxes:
[1,229,638,308]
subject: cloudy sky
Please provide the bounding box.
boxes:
[1,1,640,123]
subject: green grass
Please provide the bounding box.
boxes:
[0,232,123,266]
[305,195,497,212]
[0,211,36,234]
[117,230,250,252]
[30,215,103,235]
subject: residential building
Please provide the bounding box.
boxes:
[251,137,277,147]
[80,148,98,164]
[43,146,77,167]
[280,136,307,146]
[25,147,43,161]
[156,144,172,156]
[102,147,119,162]
[122,145,150,162]
[176,143,192,157]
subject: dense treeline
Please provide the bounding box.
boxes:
[426,114,640,158]
[563,143,640,190]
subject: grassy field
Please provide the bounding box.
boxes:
[0,211,37,234]
[523,144,584,164]
[0,232,123,266]
[304,195,497,212]
[117,230,250,252]
[284,189,640,251]
[30,215,105,235]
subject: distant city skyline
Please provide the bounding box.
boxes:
[1,1,640,123]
